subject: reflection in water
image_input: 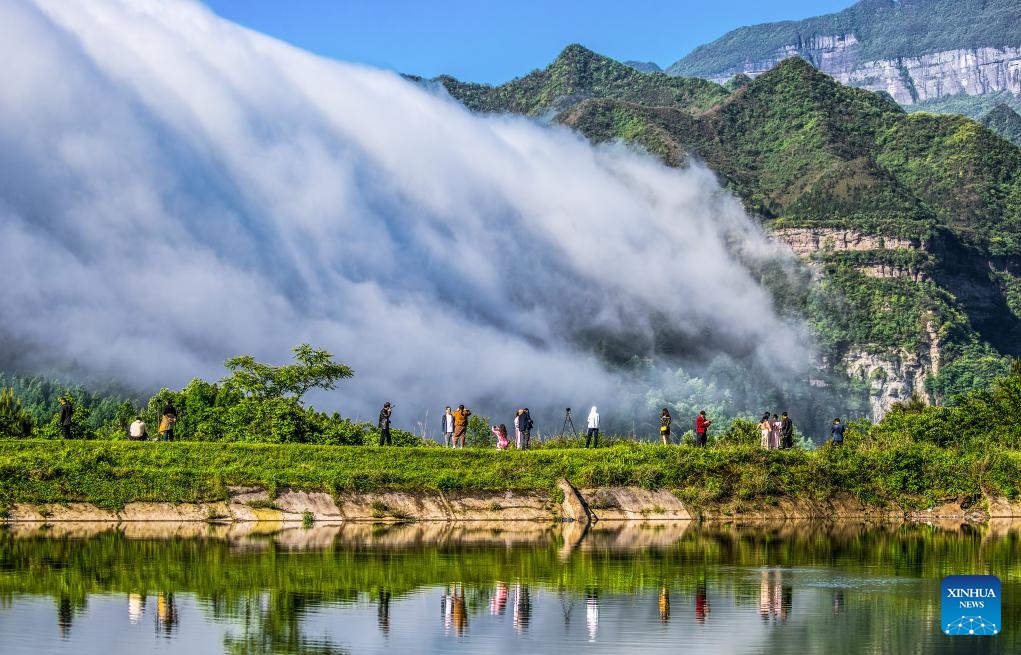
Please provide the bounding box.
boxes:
[4,520,1021,653]
[377,589,391,637]
[128,593,145,625]
[57,595,73,639]
[833,589,845,616]
[585,588,599,643]
[512,584,531,633]
[156,592,179,636]
[758,571,792,624]
[490,581,508,616]
[451,584,467,636]
[695,578,710,624]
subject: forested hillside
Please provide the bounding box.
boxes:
[438,46,1021,413]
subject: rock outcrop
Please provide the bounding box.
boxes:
[774,227,919,257]
[687,40,1021,106]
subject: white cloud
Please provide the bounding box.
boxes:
[0,0,810,433]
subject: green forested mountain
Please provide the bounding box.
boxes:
[982,104,1021,147]
[668,0,1021,77]
[439,46,1021,409]
[436,44,727,116]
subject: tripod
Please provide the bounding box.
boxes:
[561,408,578,436]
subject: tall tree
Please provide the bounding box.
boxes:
[223,344,354,403]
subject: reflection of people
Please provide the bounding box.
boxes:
[757,571,791,623]
[658,586,670,623]
[695,579,710,624]
[759,571,771,620]
[377,589,391,636]
[585,588,599,642]
[57,595,73,638]
[513,584,532,633]
[128,593,146,624]
[441,586,453,633]
[451,585,467,635]
[832,590,845,616]
[490,582,509,615]
[156,592,178,635]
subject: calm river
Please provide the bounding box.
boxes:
[0,520,1017,653]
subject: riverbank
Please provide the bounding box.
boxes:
[2,439,1020,521]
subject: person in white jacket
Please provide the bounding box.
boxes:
[585,406,600,448]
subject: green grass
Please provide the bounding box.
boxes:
[1,439,1018,513]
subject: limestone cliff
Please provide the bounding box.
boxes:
[772,227,940,418]
[692,42,1021,105]
[667,0,1021,106]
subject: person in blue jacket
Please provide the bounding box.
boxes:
[830,418,845,445]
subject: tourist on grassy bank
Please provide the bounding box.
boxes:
[58,397,72,439]
[830,418,845,445]
[128,416,147,441]
[453,404,471,448]
[492,423,509,450]
[695,410,711,447]
[770,414,781,449]
[758,413,771,449]
[586,406,599,447]
[442,406,454,447]
[660,408,671,445]
[159,401,177,441]
[518,407,533,449]
[780,412,793,449]
[378,402,393,446]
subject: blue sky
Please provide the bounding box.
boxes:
[202,0,854,84]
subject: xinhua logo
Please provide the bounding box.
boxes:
[941,575,1001,636]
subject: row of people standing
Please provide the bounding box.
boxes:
[758,412,793,449]
[489,408,536,450]
[659,409,713,446]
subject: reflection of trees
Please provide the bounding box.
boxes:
[5,521,1021,653]
[222,591,350,655]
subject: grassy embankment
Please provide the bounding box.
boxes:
[1,438,1019,515]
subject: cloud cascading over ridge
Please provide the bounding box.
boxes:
[0,0,810,430]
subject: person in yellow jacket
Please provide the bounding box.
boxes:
[452,404,471,449]
[159,401,177,442]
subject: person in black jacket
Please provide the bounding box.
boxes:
[518,407,534,450]
[780,412,794,449]
[830,418,845,446]
[378,402,393,446]
[58,397,73,439]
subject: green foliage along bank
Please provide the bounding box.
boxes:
[1,438,1019,515]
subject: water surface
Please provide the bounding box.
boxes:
[0,519,1017,653]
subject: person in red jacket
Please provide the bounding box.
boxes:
[695,410,711,447]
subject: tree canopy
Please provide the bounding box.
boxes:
[223,344,353,402]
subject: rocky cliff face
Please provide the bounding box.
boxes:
[773,227,939,418]
[698,39,1021,105]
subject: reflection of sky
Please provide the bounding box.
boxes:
[0,572,938,655]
